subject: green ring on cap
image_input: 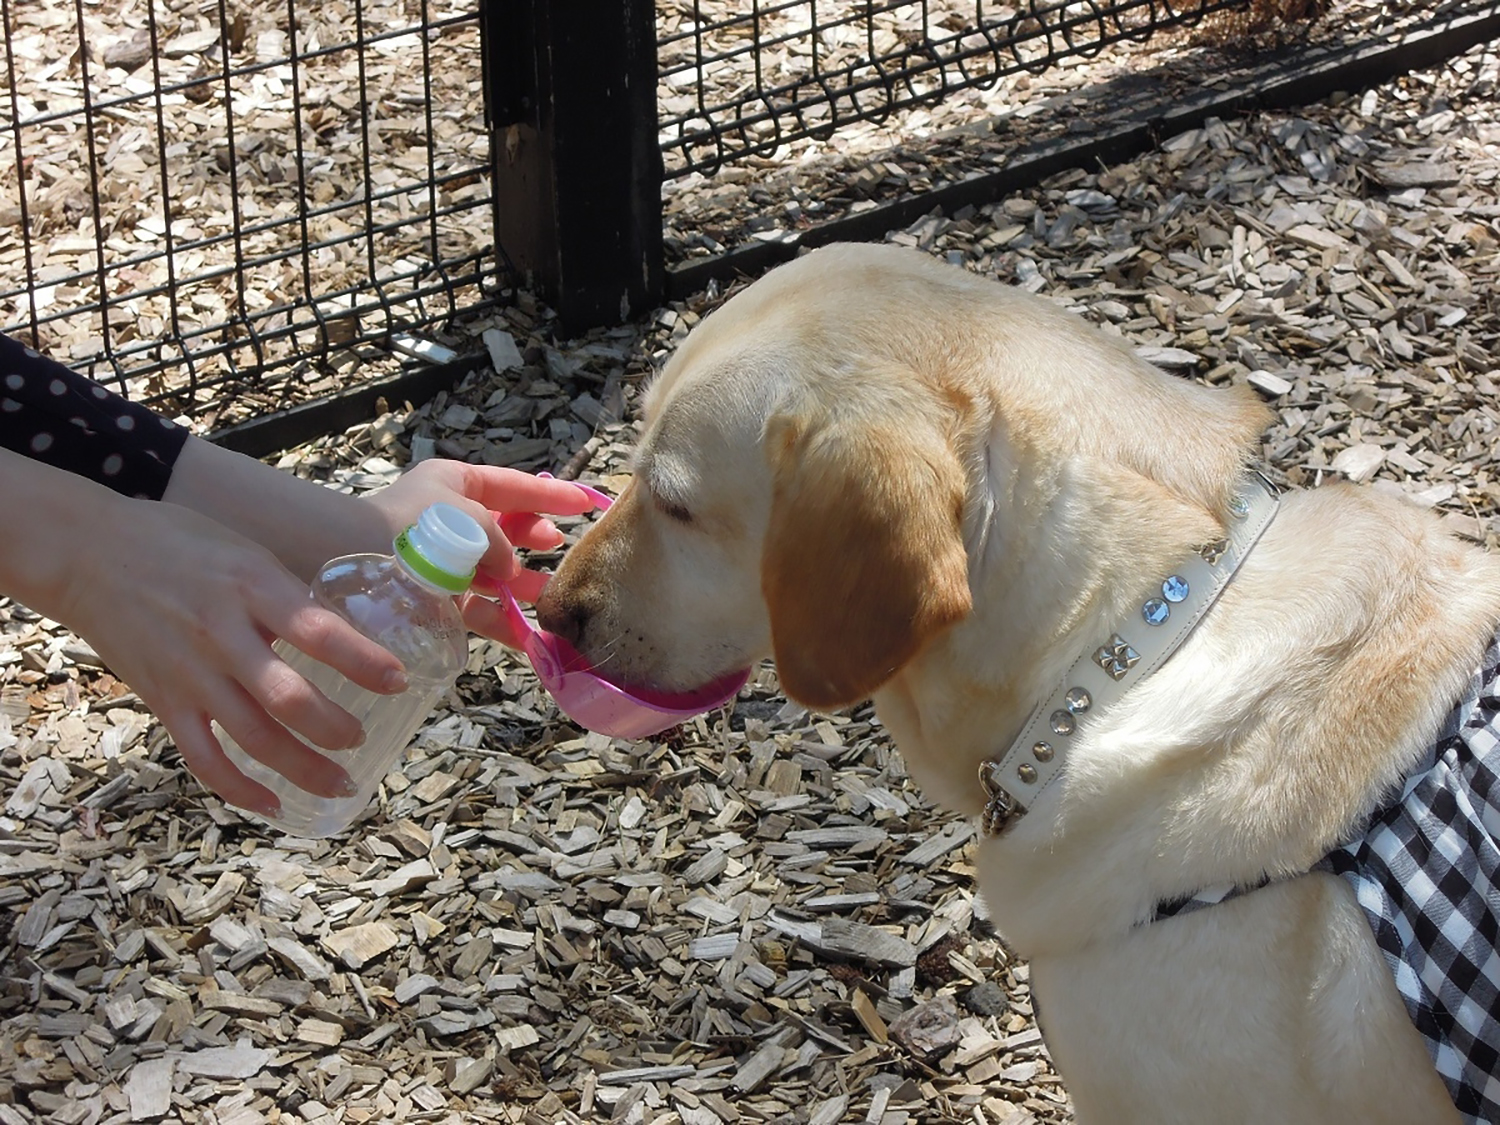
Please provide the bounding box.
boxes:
[394,529,475,594]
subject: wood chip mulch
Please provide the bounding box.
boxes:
[3,31,1499,1125]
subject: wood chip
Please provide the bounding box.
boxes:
[888,996,963,1058]
[851,989,888,1044]
[355,858,437,897]
[1331,444,1386,483]
[447,1055,494,1095]
[172,1039,274,1080]
[1247,370,1294,398]
[321,922,400,969]
[267,936,332,982]
[124,1058,174,1121]
[798,917,919,968]
[180,872,245,925]
[901,821,975,866]
[296,1019,345,1047]
[732,1032,793,1094]
[201,991,283,1018]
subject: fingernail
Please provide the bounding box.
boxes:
[336,774,359,798]
[346,726,367,750]
[383,667,409,693]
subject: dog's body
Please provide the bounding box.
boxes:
[538,243,1500,1123]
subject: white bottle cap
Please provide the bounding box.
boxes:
[395,503,489,592]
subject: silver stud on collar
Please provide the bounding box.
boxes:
[1064,687,1091,713]
[1228,495,1250,519]
[1093,634,1140,681]
[1199,538,1229,565]
[1017,762,1038,784]
[1032,741,1054,762]
[1049,709,1076,735]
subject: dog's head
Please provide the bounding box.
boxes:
[535,283,973,709]
[536,242,1268,713]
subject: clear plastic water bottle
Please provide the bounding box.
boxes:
[218,502,488,838]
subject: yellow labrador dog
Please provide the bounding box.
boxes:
[536,242,1500,1124]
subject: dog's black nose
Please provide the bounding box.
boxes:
[535,591,590,648]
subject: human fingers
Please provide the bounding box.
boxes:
[475,520,523,582]
[162,709,285,818]
[240,646,367,754]
[460,464,602,516]
[263,590,407,696]
[235,582,404,754]
[473,507,566,583]
[206,683,358,799]
[467,565,550,606]
[498,511,564,550]
[503,566,551,604]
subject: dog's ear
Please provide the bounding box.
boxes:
[761,409,973,710]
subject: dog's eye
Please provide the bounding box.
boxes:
[655,495,693,524]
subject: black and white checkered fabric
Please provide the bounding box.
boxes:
[1316,631,1500,1123]
[1154,631,1500,1123]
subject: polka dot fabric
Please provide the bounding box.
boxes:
[0,333,188,500]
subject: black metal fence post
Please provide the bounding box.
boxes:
[483,0,664,332]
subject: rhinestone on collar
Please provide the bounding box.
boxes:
[979,471,1280,837]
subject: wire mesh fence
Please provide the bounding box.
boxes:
[0,0,495,424]
[656,0,1268,179]
[4,0,1488,426]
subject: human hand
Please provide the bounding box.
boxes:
[57,496,408,818]
[361,459,602,647]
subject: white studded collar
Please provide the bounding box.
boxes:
[979,470,1281,836]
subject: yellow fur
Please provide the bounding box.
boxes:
[537,243,1500,1123]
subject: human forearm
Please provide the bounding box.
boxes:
[162,435,391,583]
[163,436,600,595]
[0,445,127,625]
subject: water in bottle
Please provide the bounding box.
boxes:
[217,502,488,837]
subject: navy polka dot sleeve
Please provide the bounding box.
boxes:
[1,333,189,501]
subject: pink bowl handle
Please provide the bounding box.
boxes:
[493,582,537,642]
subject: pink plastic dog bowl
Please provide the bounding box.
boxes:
[488,477,749,739]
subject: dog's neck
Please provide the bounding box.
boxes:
[873,438,1229,817]
[976,472,1280,836]
[876,459,1500,960]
